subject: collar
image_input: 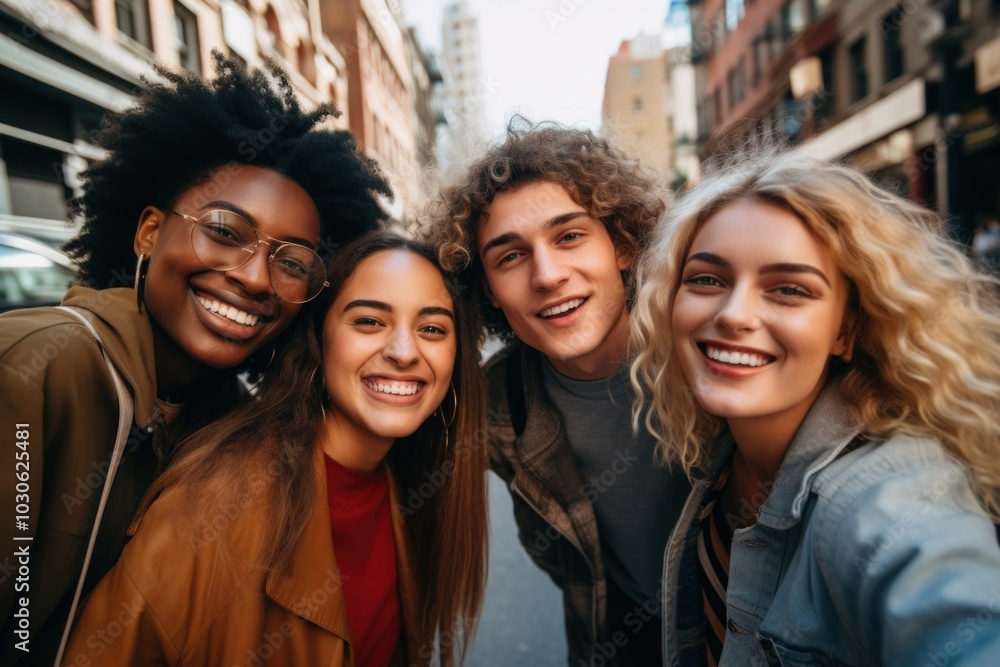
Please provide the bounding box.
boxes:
[755,381,864,530]
[61,286,159,428]
[265,446,423,653]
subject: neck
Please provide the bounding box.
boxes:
[150,322,205,401]
[318,412,394,473]
[723,375,829,517]
[545,313,630,381]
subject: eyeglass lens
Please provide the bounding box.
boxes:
[189,210,326,303]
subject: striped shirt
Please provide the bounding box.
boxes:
[697,469,733,666]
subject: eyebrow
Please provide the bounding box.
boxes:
[200,199,316,249]
[480,211,591,256]
[343,299,455,320]
[685,252,832,287]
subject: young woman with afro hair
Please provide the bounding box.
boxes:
[0,52,390,666]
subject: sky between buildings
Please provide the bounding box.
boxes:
[400,0,689,140]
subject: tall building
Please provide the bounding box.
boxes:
[437,0,483,168]
[601,34,700,188]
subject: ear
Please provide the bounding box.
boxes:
[134,206,165,257]
[615,244,632,272]
[482,280,500,309]
[832,311,859,361]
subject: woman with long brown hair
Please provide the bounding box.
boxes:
[62,231,489,666]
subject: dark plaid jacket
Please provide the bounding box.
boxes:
[484,342,611,666]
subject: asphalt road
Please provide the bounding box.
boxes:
[466,471,568,666]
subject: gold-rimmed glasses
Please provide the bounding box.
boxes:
[165,208,329,304]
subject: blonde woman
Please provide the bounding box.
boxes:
[632,150,1000,666]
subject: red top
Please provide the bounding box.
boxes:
[325,455,401,667]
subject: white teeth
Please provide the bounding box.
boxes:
[364,380,423,396]
[196,295,261,326]
[706,345,771,367]
[539,298,585,318]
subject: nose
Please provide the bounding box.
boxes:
[225,242,274,296]
[530,247,570,291]
[714,286,762,334]
[382,327,419,367]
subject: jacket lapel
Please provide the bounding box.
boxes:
[265,445,353,643]
[388,466,427,666]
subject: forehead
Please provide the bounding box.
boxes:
[690,199,837,271]
[477,181,588,246]
[175,164,320,243]
[337,249,453,309]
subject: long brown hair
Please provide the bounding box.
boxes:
[139,231,488,664]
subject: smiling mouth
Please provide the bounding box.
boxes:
[539,298,586,318]
[363,379,425,396]
[195,294,263,327]
[701,344,775,367]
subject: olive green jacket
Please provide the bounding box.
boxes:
[0,287,238,666]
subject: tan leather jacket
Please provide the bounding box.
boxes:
[62,444,427,666]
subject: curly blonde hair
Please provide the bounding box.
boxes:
[631,149,1000,517]
[425,117,666,338]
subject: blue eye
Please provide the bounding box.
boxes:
[686,275,722,287]
[773,285,811,297]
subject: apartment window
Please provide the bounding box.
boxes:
[728,59,746,109]
[116,0,152,48]
[752,35,767,86]
[174,2,201,74]
[782,0,805,39]
[633,97,644,117]
[849,36,868,102]
[809,0,831,19]
[881,6,904,84]
[630,66,642,82]
[815,46,836,127]
[770,17,784,57]
[726,0,744,32]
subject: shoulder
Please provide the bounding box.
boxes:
[808,433,995,575]
[121,469,272,626]
[0,307,103,366]
[801,435,1000,663]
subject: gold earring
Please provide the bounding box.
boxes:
[438,383,457,448]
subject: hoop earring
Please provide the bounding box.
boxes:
[134,254,149,313]
[440,383,457,427]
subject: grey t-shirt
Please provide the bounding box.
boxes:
[542,358,691,609]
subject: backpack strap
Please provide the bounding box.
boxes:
[52,307,134,667]
[505,347,527,438]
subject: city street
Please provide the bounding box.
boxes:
[467,472,567,667]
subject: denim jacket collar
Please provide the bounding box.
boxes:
[756,381,864,531]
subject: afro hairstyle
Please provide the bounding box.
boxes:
[65,51,392,288]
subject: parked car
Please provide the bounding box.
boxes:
[0,231,76,313]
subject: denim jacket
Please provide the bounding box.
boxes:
[662,381,1000,666]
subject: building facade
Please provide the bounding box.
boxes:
[688,0,1000,238]
[1,0,439,233]
[602,34,700,188]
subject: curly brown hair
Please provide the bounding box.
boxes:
[425,117,667,338]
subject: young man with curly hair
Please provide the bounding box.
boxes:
[429,120,690,666]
